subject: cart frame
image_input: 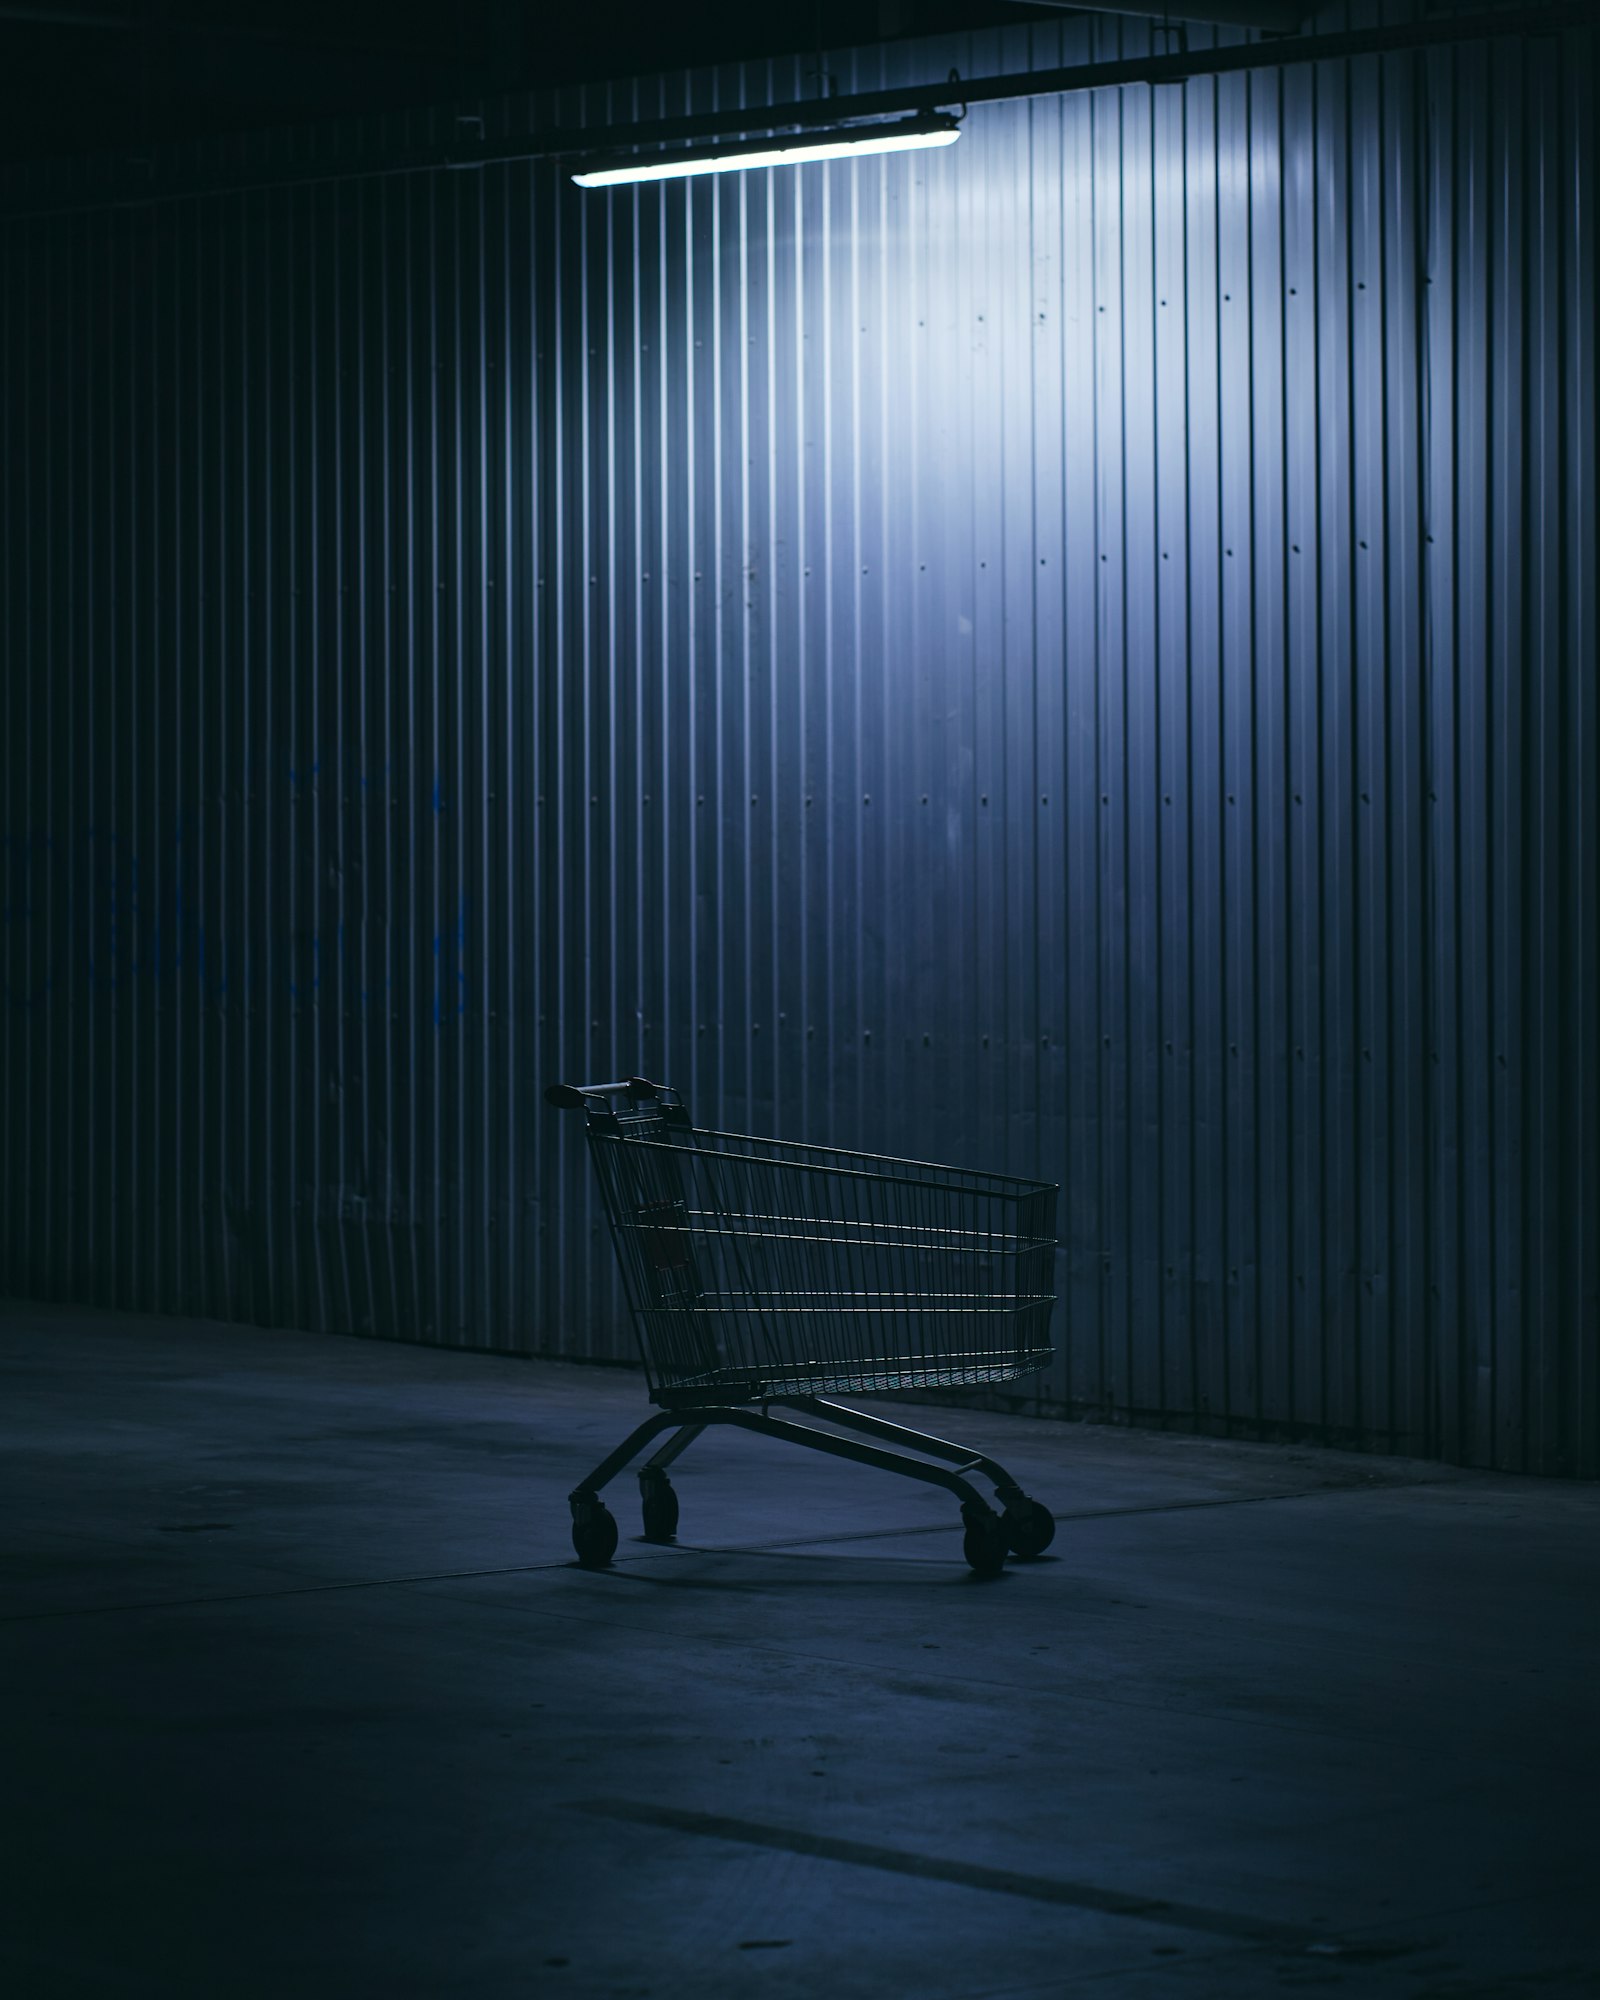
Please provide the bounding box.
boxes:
[547,1077,1060,1576]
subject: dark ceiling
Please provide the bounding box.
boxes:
[0,0,1067,166]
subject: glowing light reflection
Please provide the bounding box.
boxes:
[573,122,960,188]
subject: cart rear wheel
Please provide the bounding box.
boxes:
[571,1500,619,1569]
[962,1512,1010,1578]
[1003,1498,1056,1559]
[640,1477,679,1543]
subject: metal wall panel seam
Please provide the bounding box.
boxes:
[1525,29,1566,1473]
[1567,29,1600,1478]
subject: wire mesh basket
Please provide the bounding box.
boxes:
[548,1077,1060,1576]
[585,1090,1056,1404]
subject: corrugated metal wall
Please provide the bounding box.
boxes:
[2,5,1595,1473]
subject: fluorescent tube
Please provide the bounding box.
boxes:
[572,117,960,188]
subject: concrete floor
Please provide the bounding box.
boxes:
[1,1304,1597,2000]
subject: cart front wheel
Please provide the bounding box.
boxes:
[571,1499,619,1569]
[1003,1498,1056,1559]
[962,1511,1010,1579]
[640,1476,679,1543]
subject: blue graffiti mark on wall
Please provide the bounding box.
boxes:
[249,742,399,802]
[3,768,479,1023]
[433,897,470,1024]
[0,830,60,1006]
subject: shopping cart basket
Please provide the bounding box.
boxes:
[546,1077,1059,1576]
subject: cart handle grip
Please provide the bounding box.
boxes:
[545,1078,661,1110]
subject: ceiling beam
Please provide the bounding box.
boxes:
[2,0,1583,216]
[1008,0,1307,31]
[0,2,435,58]
[0,4,137,23]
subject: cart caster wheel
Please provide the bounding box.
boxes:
[640,1476,679,1543]
[1003,1498,1056,1559]
[962,1509,1010,1579]
[571,1499,619,1569]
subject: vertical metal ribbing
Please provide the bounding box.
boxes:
[0,2,1594,1473]
[1,209,9,1296]
[1565,31,1600,1479]
[1214,42,1253,1432]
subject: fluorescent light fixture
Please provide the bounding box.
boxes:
[571,115,961,188]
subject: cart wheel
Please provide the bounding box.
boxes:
[1003,1498,1056,1559]
[640,1477,679,1543]
[962,1512,1010,1579]
[571,1500,619,1569]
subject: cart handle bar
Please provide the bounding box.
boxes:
[545,1077,662,1110]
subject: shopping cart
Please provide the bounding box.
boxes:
[546,1077,1059,1576]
